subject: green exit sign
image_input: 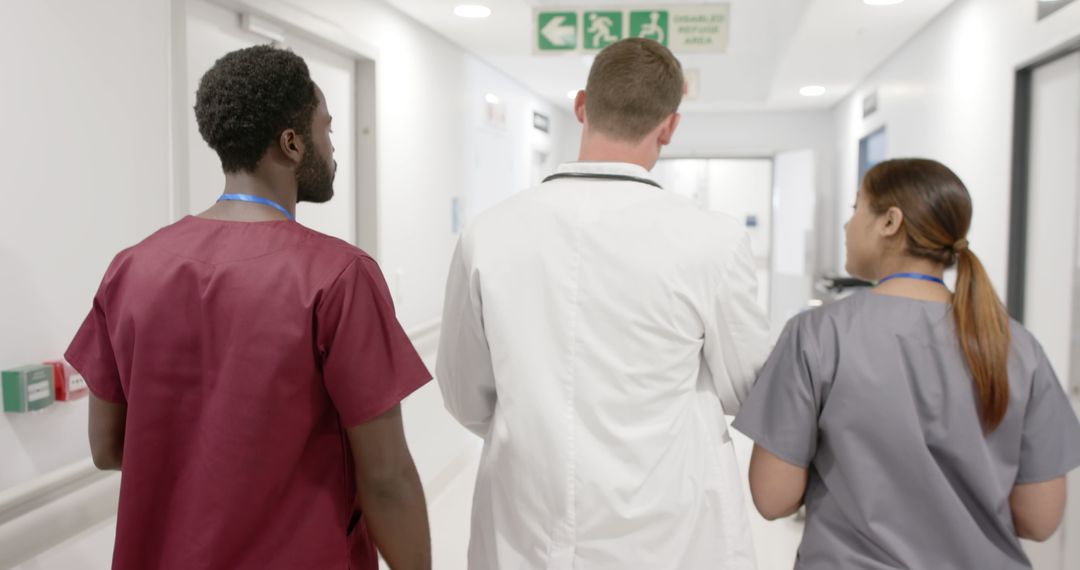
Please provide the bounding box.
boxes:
[537,12,578,51]
[629,10,668,46]
[535,5,730,55]
[583,11,623,50]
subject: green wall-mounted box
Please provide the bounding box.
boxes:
[2,365,56,413]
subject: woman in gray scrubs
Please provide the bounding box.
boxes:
[733,158,1080,569]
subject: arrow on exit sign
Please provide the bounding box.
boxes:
[537,12,578,51]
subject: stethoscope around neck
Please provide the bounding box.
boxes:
[542,172,663,190]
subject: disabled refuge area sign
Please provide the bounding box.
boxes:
[535,4,730,54]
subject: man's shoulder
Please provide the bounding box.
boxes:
[103,221,185,274]
[294,224,372,259]
[457,186,545,241]
[670,200,746,237]
[646,194,750,249]
[292,225,381,279]
[126,219,379,284]
[460,186,748,252]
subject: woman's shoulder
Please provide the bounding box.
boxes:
[1007,319,1050,373]
[781,290,954,353]
[785,291,870,333]
[771,293,870,358]
[1007,318,1037,347]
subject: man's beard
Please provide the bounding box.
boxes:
[296,138,336,204]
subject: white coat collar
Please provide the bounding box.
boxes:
[549,162,661,189]
[556,161,655,180]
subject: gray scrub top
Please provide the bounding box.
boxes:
[733,291,1080,570]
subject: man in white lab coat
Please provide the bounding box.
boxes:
[437,38,769,570]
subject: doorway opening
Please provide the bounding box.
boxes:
[179,0,378,254]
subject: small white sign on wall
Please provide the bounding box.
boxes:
[485,97,507,130]
[684,68,700,101]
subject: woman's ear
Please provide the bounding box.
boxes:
[880,206,904,238]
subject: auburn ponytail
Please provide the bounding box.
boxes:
[952,247,1011,431]
[863,159,1012,432]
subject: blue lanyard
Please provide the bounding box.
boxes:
[878,272,946,286]
[217,194,295,221]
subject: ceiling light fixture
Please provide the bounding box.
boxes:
[484,93,500,105]
[800,85,827,97]
[863,0,905,5]
[454,4,492,18]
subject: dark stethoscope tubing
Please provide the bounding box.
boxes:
[542,172,663,190]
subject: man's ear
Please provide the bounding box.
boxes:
[880,206,905,238]
[658,113,681,146]
[574,90,587,125]
[279,129,305,165]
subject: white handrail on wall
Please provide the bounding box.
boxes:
[0,460,109,527]
[0,462,120,569]
[0,320,442,568]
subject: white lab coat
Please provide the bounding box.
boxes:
[437,162,770,570]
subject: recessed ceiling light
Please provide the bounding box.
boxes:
[454,4,491,18]
[567,90,579,100]
[800,85,827,97]
[863,0,905,5]
[484,93,500,104]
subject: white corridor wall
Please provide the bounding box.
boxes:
[832,0,1080,289]
[0,0,578,566]
[0,0,172,493]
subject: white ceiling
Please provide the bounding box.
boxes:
[383,0,956,112]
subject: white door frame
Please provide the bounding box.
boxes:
[168,0,380,256]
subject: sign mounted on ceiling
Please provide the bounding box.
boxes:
[538,11,578,51]
[584,11,624,49]
[535,5,730,54]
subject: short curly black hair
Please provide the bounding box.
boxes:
[194,45,318,173]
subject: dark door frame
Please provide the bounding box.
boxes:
[1007,38,1080,320]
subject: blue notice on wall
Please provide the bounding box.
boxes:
[858,127,887,184]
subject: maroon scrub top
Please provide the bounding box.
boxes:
[66,216,432,570]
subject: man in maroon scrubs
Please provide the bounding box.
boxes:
[66,46,432,569]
